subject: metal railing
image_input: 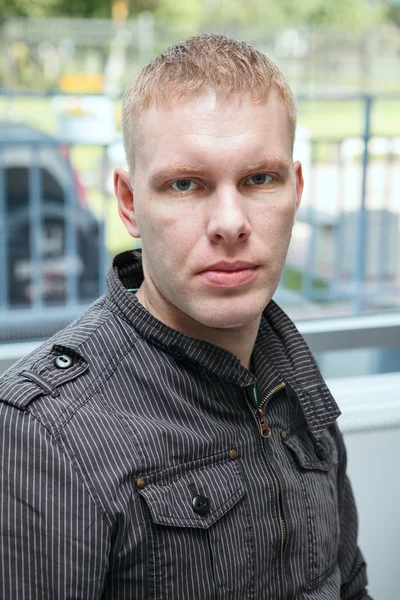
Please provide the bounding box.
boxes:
[298,312,400,353]
[278,94,400,314]
[0,93,399,341]
[2,311,399,376]
[0,130,108,341]
[2,18,400,94]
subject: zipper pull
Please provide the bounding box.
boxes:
[251,383,285,439]
[255,407,271,439]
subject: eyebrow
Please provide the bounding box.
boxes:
[149,156,291,186]
[149,165,207,187]
[246,157,291,173]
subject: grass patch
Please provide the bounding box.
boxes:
[0,97,57,135]
[298,98,400,139]
[2,96,399,143]
[282,266,328,292]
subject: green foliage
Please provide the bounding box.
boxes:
[387,4,400,27]
[153,0,203,23]
[155,0,385,29]
[0,0,59,18]
[51,0,111,18]
[0,0,391,28]
[278,0,383,27]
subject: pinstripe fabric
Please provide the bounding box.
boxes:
[0,250,371,599]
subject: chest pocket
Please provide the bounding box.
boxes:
[137,452,254,600]
[283,429,340,588]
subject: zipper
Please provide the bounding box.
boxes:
[272,471,288,551]
[253,382,286,439]
[247,382,289,593]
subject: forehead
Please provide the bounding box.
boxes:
[133,90,292,175]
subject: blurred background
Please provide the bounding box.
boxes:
[0,0,399,595]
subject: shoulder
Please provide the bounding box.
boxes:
[0,298,151,518]
[0,296,145,467]
[0,295,141,414]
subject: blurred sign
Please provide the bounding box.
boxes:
[59,72,104,93]
[112,0,129,20]
[53,95,117,145]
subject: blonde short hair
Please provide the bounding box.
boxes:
[122,33,297,171]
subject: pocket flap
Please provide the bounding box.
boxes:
[138,454,245,529]
[283,429,332,471]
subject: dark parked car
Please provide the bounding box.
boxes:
[1,122,101,309]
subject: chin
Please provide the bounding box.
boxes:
[195,306,265,330]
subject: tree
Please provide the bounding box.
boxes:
[0,0,390,28]
[386,0,400,27]
[0,0,59,18]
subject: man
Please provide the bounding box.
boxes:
[0,34,371,599]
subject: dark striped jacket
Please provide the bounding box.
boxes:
[0,251,371,599]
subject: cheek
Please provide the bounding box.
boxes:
[257,202,296,268]
[137,206,199,271]
[142,201,200,246]
[261,198,296,237]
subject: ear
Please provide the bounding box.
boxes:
[293,160,304,215]
[114,168,140,238]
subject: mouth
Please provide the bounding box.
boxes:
[199,261,258,288]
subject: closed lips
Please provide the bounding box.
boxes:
[198,262,258,286]
[200,261,257,273]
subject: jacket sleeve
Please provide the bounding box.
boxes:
[333,424,373,600]
[0,402,110,600]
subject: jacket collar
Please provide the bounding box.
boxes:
[106,250,340,439]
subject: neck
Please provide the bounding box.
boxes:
[136,284,260,370]
[202,324,259,370]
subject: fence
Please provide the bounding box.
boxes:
[0,92,399,341]
[2,18,400,95]
[0,117,109,341]
[279,94,400,315]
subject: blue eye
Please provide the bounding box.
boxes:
[171,180,199,191]
[245,174,272,185]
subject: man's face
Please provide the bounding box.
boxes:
[116,89,303,334]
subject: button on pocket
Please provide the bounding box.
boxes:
[192,494,210,516]
[54,354,74,369]
[137,453,254,599]
[282,428,339,588]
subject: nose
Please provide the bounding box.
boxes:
[207,187,251,245]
